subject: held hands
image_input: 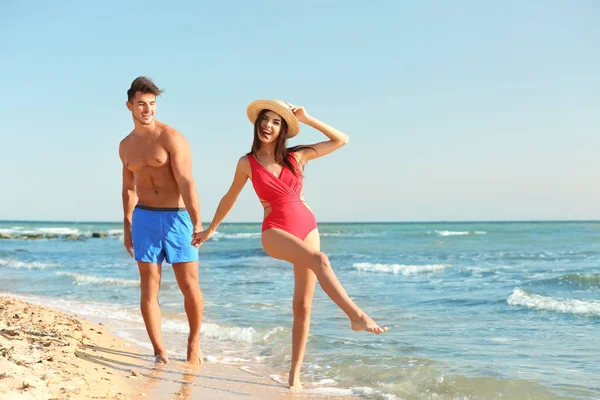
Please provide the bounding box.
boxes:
[191,229,214,248]
[285,102,311,124]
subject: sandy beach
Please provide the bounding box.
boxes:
[0,296,341,400]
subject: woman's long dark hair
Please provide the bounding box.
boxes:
[249,109,315,177]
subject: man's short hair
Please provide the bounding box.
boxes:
[127,76,164,102]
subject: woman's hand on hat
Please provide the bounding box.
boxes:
[286,102,310,124]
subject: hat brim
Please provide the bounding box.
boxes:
[246,100,300,138]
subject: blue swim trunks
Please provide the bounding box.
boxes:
[131,205,199,264]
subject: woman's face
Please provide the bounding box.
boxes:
[257,110,283,144]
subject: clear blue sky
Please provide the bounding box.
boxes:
[1,1,598,222]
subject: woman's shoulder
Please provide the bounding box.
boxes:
[234,155,252,176]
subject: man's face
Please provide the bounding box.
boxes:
[126,92,156,125]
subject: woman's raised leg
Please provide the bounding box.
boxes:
[262,228,387,334]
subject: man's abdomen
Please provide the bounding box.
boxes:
[134,170,185,208]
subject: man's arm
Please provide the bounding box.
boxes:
[119,141,137,257]
[165,130,202,233]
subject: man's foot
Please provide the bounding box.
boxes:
[351,312,388,334]
[288,372,302,390]
[187,336,202,365]
[154,351,170,364]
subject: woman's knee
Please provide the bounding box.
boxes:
[292,300,312,318]
[310,252,330,272]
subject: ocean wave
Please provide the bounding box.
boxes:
[0,258,61,270]
[37,227,81,235]
[0,227,79,235]
[462,250,595,262]
[0,225,126,240]
[353,262,451,275]
[161,318,287,344]
[55,271,139,287]
[200,322,258,343]
[262,326,286,341]
[507,288,600,317]
[0,226,120,240]
[560,273,600,287]
[210,231,262,241]
[320,232,379,238]
[432,230,487,236]
[303,386,399,399]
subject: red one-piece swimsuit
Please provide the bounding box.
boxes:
[248,152,318,240]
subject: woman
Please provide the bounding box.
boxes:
[195,99,387,389]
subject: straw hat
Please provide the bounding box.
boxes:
[246,99,300,138]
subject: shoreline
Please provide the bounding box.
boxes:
[0,295,343,399]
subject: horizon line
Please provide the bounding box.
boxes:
[1,219,599,224]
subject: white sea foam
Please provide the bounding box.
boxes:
[303,386,400,399]
[205,355,251,364]
[0,227,81,235]
[433,230,486,236]
[36,227,81,235]
[0,258,61,270]
[0,226,125,239]
[262,326,285,341]
[313,379,337,385]
[320,232,378,238]
[55,271,139,287]
[201,322,259,343]
[353,262,451,275]
[211,231,262,240]
[507,288,600,316]
[162,319,267,344]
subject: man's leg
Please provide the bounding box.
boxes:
[172,261,203,364]
[138,261,169,364]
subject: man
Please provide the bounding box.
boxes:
[119,76,204,364]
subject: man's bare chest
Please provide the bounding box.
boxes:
[124,141,170,171]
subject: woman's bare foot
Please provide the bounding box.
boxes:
[288,371,302,390]
[154,351,170,364]
[187,336,203,365]
[351,312,388,334]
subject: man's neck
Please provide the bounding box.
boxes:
[132,120,158,135]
